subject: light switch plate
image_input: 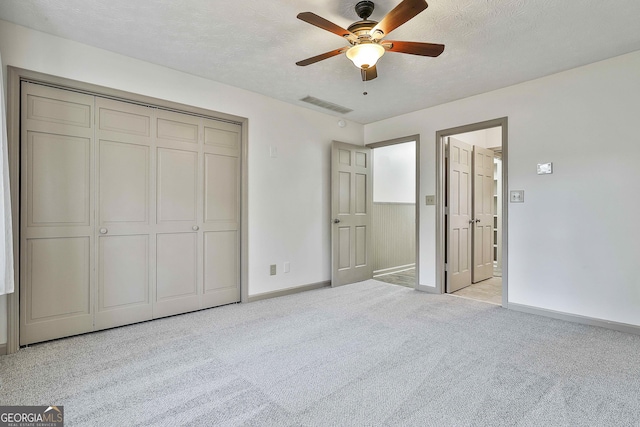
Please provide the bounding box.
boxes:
[537,162,553,174]
[270,264,276,275]
[269,146,277,158]
[425,195,436,205]
[510,190,524,203]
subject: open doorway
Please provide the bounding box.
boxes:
[436,118,508,306]
[366,136,419,289]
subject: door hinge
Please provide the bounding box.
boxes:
[444,263,448,272]
[444,207,449,215]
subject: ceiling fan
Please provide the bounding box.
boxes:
[296,0,445,81]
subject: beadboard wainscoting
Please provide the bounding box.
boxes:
[372,202,415,274]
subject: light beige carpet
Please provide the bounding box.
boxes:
[1,280,638,426]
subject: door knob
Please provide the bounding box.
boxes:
[333,219,341,224]
[475,219,481,223]
[469,220,474,224]
[192,225,199,231]
[99,228,108,234]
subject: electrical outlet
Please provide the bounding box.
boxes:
[510,190,524,203]
[425,195,436,205]
[284,262,290,273]
[270,264,276,275]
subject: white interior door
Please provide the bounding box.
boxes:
[95,97,154,330]
[20,82,95,345]
[473,146,494,283]
[331,141,373,286]
[447,137,472,293]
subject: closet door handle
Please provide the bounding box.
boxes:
[99,228,108,234]
[192,225,199,231]
[475,219,481,223]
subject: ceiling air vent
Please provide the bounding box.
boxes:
[300,96,353,114]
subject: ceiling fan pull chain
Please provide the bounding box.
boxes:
[363,78,368,96]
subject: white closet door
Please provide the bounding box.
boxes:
[153,109,202,318]
[20,83,242,345]
[20,82,95,345]
[201,118,241,308]
[95,98,154,330]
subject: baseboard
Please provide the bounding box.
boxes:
[416,284,439,294]
[0,343,6,356]
[247,280,331,303]
[373,264,416,277]
[509,302,640,336]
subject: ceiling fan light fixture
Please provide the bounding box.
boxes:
[346,43,385,69]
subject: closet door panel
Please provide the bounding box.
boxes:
[20,82,94,345]
[23,237,91,344]
[27,132,90,227]
[157,148,198,224]
[99,141,149,225]
[95,97,154,330]
[96,235,151,329]
[201,118,241,309]
[154,232,200,317]
[204,153,238,225]
[202,231,240,307]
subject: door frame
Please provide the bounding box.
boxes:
[366,134,420,290]
[5,67,249,354]
[435,118,508,307]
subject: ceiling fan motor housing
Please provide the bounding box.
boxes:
[347,20,377,38]
[350,2,380,42]
[355,1,375,20]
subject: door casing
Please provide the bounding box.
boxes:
[366,135,420,290]
[435,118,509,307]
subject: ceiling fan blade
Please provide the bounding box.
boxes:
[297,12,358,43]
[385,41,444,57]
[296,48,346,66]
[361,65,378,81]
[371,0,428,40]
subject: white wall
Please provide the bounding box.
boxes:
[365,49,640,327]
[373,141,415,203]
[0,20,365,344]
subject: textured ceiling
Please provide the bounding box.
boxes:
[1,0,639,123]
